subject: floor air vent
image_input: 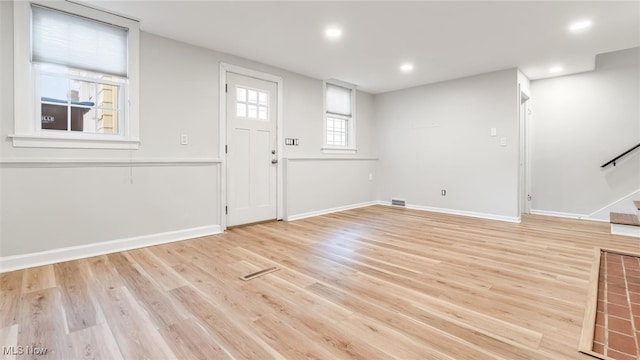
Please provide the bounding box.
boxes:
[240,267,279,281]
[391,199,406,207]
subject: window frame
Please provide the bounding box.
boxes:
[11,1,140,149]
[322,80,357,154]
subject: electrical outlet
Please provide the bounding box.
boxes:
[180,134,188,145]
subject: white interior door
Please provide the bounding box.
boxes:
[226,72,278,226]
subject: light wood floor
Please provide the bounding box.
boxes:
[2,205,640,359]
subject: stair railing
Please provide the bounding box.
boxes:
[601,143,640,168]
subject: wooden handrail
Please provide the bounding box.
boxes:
[601,143,640,167]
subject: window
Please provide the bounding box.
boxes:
[11,1,140,149]
[236,86,269,120]
[323,81,356,153]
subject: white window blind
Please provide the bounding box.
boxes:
[31,5,128,77]
[326,83,352,116]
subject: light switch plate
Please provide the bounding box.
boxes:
[500,136,507,146]
[490,128,497,137]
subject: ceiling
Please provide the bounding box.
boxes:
[83,1,640,94]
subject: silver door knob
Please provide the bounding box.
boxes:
[271,159,278,164]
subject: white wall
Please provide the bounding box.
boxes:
[282,89,378,219]
[530,47,640,218]
[1,165,219,255]
[284,159,377,219]
[374,69,520,221]
[0,0,378,265]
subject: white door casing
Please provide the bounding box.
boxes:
[519,89,531,215]
[226,72,278,226]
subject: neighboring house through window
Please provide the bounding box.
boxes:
[323,80,356,153]
[11,1,140,149]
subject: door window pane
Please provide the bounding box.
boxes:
[237,87,246,102]
[258,92,267,105]
[236,86,269,121]
[247,90,257,104]
[237,103,247,117]
[258,106,267,120]
[248,104,258,118]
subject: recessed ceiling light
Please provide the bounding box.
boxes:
[569,20,592,32]
[549,66,563,73]
[400,63,414,73]
[325,27,342,40]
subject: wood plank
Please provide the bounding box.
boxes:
[78,255,124,292]
[17,288,67,359]
[304,281,502,359]
[62,323,124,360]
[578,247,601,354]
[106,252,188,328]
[125,248,188,291]
[610,212,640,226]
[53,261,98,332]
[162,319,231,360]
[0,324,18,360]
[251,314,338,360]
[21,265,55,294]
[0,271,23,327]
[243,275,391,360]
[92,286,177,359]
[169,285,280,360]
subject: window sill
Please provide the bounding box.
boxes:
[321,147,357,154]
[8,133,140,149]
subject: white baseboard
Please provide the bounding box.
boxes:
[530,189,640,223]
[0,225,221,273]
[286,201,378,221]
[589,189,640,221]
[378,201,521,223]
[529,209,609,222]
[611,223,640,238]
[530,209,587,220]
